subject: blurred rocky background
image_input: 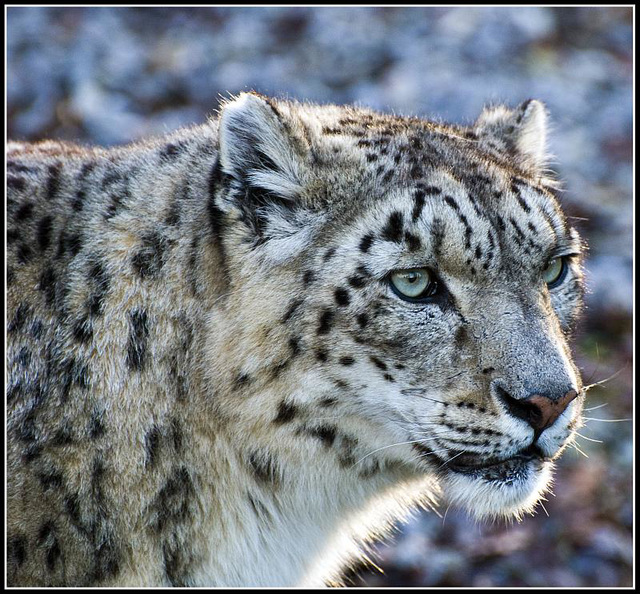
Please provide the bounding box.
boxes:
[6,6,633,587]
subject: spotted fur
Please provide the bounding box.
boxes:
[7,93,585,586]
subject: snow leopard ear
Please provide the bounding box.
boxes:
[474,99,549,171]
[218,91,304,212]
[217,93,320,262]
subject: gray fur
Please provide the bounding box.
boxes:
[7,93,585,586]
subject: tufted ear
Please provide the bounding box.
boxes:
[217,93,320,261]
[219,93,305,199]
[474,99,549,171]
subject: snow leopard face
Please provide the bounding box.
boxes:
[210,93,584,520]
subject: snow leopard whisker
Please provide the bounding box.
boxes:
[399,391,450,405]
[582,363,628,392]
[573,431,603,444]
[436,450,466,471]
[568,441,589,459]
[582,416,633,423]
[582,403,608,412]
[538,500,550,518]
[350,440,451,469]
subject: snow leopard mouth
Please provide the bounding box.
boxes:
[443,445,546,481]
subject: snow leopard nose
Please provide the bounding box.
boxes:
[494,384,579,435]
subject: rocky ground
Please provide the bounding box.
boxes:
[7,6,633,587]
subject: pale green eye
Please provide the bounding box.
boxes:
[390,268,436,300]
[542,257,565,286]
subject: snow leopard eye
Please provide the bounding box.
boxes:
[389,268,438,300]
[542,257,567,287]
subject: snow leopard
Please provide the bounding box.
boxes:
[6,92,585,586]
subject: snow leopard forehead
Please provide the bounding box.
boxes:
[216,93,581,284]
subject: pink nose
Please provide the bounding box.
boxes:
[521,389,579,432]
[496,385,580,435]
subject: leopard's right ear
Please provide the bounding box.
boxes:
[215,93,322,263]
[217,92,305,213]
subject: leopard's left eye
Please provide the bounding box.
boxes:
[543,257,566,287]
